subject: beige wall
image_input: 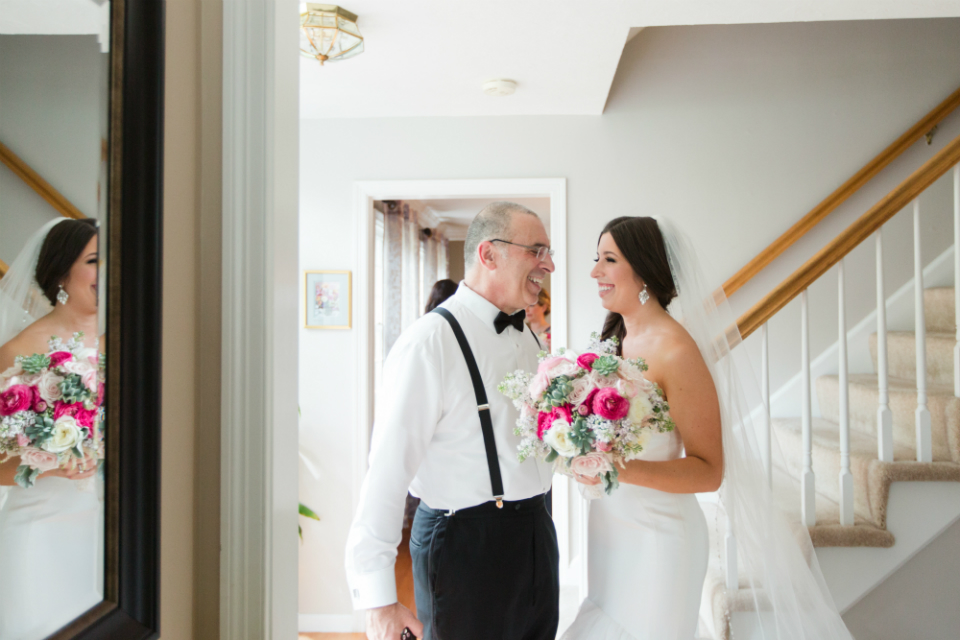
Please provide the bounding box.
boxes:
[161,1,221,638]
[447,240,465,282]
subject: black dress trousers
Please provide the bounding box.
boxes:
[410,494,560,640]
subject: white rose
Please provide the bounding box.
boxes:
[628,393,655,425]
[42,416,83,453]
[543,419,579,457]
[567,376,594,407]
[37,371,64,404]
[63,359,94,377]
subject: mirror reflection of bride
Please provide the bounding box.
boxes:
[0,218,104,639]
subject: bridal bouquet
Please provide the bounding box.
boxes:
[0,333,105,488]
[498,334,674,497]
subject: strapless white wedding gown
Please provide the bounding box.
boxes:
[562,427,709,640]
[0,476,103,639]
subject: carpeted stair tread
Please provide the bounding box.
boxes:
[772,417,960,531]
[868,330,955,386]
[923,287,955,333]
[816,374,960,463]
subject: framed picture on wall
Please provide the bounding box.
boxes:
[305,270,352,329]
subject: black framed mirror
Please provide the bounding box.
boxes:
[0,1,163,638]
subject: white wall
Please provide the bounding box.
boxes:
[0,34,105,259]
[298,18,960,617]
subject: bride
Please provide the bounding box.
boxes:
[0,217,103,640]
[563,216,853,640]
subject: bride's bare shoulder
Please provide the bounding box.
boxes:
[657,321,704,368]
[0,320,57,370]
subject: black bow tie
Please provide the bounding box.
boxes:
[494,310,526,335]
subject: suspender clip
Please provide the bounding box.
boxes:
[495,497,504,509]
[478,404,490,411]
[444,509,457,517]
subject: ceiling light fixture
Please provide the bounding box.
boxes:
[299,3,364,66]
[483,79,517,97]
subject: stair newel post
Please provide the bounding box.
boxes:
[761,322,772,488]
[801,289,816,526]
[914,199,933,462]
[876,231,893,462]
[953,164,960,398]
[838,260,854,526]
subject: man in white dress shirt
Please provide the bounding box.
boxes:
[345,202,559,640]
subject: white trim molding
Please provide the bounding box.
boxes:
[352,179,582,613]
[221,1,300,638]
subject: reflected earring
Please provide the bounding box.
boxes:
[638,284,650,305]
[57,286,69,305]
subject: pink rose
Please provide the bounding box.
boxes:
[49,351,74,367]
[20,447,59,472]
[97,383,105,407]
[529,372,550,399]
[570,452,613,478]
[537,357,566,375]
[592,387,630,421]
[537,355,579,380]
[82,370,98,393]
[576,353,599,370]
[0,385,34,415]
[595,440,613,452]
[16,433,29,447]
[616,378,639,399]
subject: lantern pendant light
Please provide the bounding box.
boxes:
[299,4,364,66]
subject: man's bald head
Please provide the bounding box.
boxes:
[464,202,540,269]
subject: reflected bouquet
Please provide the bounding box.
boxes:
[498,333,675,497]
[0,333,105,488]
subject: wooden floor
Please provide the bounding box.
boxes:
[301,528,416,640]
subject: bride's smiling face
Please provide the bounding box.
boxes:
[62,236,99,314]
[591,232,644,314]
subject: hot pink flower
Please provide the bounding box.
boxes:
[537,405,574,440]
[54,402,98,429]
[49,351,74,367]
[576,353,599,370]
[592,387,630,421]
[0,385,33,416]
[581,388,599,416]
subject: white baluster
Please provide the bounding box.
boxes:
[801,290,816,526]
[761,323,772,488]
[725,516,738,591]
[838,260,854,526]
[876,231,893,462]
[953,164,960,398]
[914,200,933,462]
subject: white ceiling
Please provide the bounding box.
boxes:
[300,0,960,119]
[0,0,109,50]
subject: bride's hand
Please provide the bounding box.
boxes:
[42,457,96,481]
[573,471,602,486]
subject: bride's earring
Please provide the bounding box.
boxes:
[638,284,650,305]
[56,285,69,305]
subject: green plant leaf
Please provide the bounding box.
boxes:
[299,503,320,521]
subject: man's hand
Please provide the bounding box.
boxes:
[366,602,423,640]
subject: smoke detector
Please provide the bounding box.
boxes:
[483,79,517,97]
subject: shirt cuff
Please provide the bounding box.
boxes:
[347,565,398,610]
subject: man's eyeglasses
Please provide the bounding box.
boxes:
[490,239,555,262]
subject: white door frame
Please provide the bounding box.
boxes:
[353,179,582,622]
[220,1,300,638]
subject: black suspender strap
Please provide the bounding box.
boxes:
[432,307,505,508]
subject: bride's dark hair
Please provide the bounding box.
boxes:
[599,216,677,352]
[35,218,98,306]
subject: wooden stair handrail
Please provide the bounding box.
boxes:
[736,132,960,340]
[723,85,960,298]
[0,141,87,221]
[0,260,7,278]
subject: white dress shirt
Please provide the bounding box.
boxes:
[344,283,553,610]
